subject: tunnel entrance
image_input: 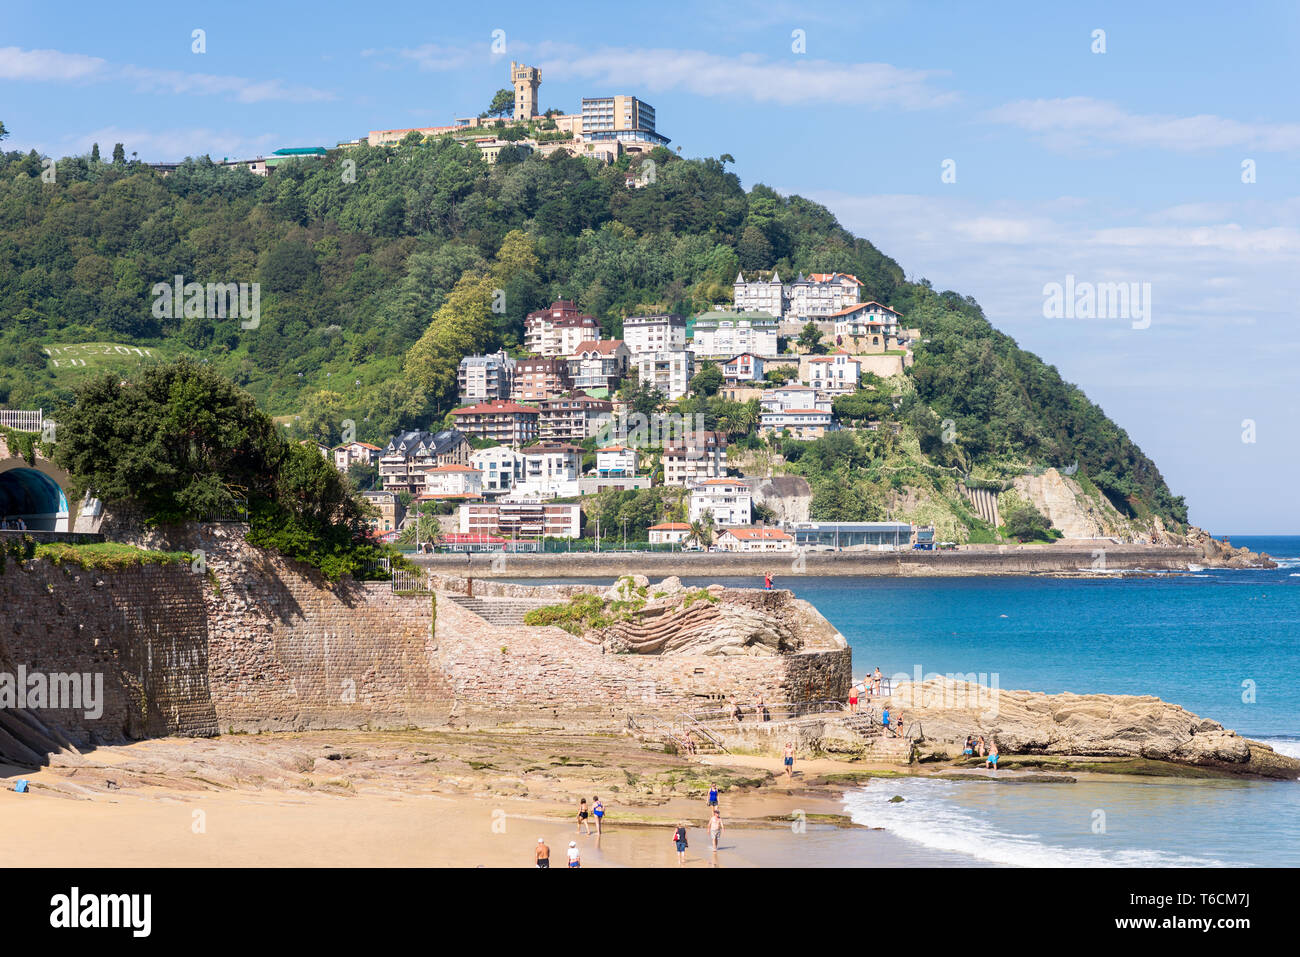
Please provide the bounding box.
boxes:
[0,466,70,532]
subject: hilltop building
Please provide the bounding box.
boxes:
[733,271,863,321]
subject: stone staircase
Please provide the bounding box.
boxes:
[446,594,556,626]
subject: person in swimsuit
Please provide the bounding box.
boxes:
[707,784,719,809]
[963,735,975,756]
[567,841,581,868]
[985,740,999,770]
[592,796,605,834]
[848,683,860,713]
[709,808,723,851]
[672,823,689,864]
[872,668,883,695]
[536,838,550,868]
[977,735,986,757]
[783,741,795,778]
[577,798,591,835]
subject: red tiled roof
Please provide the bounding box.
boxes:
[721,527,792,541]
[571,339,626,355]
[427,464,482,473]
[452,401,539,415]
[649,522,691,530]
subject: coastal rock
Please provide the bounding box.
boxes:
[885,678,1300,778]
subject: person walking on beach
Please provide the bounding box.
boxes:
[536,838,551,869]
[848,682,860,714]
[707,783,719,810]
[985,740,999,771]
[672,823,689,864]
[577,798,591,835]
[592,796,605,834]
[783,741,795,778]
[872,667,883,696]
[567,841,582,868]
[709,808,724,851]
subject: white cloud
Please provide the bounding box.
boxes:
[362,43,483,72]
[0,45,333,103]
[0,46,106,81]
[986,97,1300,153]
[544,48,956,109]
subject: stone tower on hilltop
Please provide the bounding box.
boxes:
[511,62,540,121]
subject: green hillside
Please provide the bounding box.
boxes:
[0,133,1186,526]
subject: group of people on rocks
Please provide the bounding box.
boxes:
[962,734,1000,769]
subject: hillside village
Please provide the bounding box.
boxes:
[321,270,937,554]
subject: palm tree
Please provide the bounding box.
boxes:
[688,511,716,549]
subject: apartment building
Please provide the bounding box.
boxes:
[733,271,863,321]
[422,464,484,500]
[596,445,638,477]
[580,95,669,150]
[361,490,405,534]
[661,430,727,487]
[379,429,469,494]
[524,301,602,356]
[511,443,582,500]
[691,312,780,357]
[459,501,583,539]
[538,393,613,443]
[688,478,752,527]
[632,349,694,400]
[567,340,630,392]
[457,350,515,402]
[832,301,903,340]
[512,357,574,402]
[470,445,525,495]
[623,314,686,356]
[450,400,540,447]
[759,408,837,439]
[802,354,861,395]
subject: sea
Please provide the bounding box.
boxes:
[537,534,1300,867]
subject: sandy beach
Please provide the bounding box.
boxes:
[0,729,975,867]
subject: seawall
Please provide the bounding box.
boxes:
[412,543,1226,579]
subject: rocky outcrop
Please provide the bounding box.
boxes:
[886,678,1300,779]
[590,577,846,657]
[1010,468,1131,540]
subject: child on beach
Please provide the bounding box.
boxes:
[709,808,723,851]
[567,841,581,868]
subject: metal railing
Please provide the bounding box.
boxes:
[685,699,845,727]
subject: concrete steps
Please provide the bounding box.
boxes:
[446,594,556,627]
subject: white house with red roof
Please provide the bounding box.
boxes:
[833,301,902,339]
[721,353,766,383]
[450,399,540,447]
[422,464,484,500]
[715,526,794,552]
[688,478,752,526]
[333,440,382,473]
[648,521,692,545]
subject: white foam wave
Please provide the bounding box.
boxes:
[842,779,1228,868]
[1255,737,1300,760]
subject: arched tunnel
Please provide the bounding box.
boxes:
[0,466,70,532]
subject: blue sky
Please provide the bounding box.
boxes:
[3,1,1298,533]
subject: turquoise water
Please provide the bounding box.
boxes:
[536,534,1300,866]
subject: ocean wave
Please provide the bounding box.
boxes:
[1254,736,1300,760]
[842,779,1229,868]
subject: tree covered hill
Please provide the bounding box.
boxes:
[0,134,1185,525]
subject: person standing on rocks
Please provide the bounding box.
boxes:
[985,740,999,771]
